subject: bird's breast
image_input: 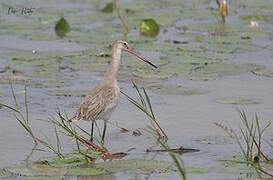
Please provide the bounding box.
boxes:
[101,91,119,120]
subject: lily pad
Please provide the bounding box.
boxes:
[21,176,64,180]
[146,84,208,95]
[96,159,173,173]
[252,68,273,77]
[55,17,71,38]
[215,164,257,174]
[47,90,89,97]
[7,165,67,177]
[186,166,208,174]
[0,74,28,84]
[0,168,11,178]
[37,151,101,168]
[215,97,260,105]
[3,158,176,177]
[188,63,262,81]
[32,78,72,88]
[194,135,230,145]
[97,159,207,174]
[66,167,106,176]
[139,19,160,37]
[101,2,113,13]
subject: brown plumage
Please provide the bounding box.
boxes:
[73,40,157,144]
[74,86,119,122]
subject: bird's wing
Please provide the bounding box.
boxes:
[74,86,119,121]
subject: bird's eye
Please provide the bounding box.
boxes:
[123,42,127,46]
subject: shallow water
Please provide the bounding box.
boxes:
[0,0,273,179]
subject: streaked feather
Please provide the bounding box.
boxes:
[74,85,119,121]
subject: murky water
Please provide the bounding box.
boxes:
[0,0,273,179]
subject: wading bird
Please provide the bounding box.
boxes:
[73,40,157,144]
[216,0,228,24]
[220,0,228,24]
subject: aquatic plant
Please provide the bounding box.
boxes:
[121,82,188,179]
[139,18,160,37]
[114,0,130,36]
[48,109,112,159]
[121,81,167,140]
[0,81,38,146]
[36,131,64,159]
[215,109,273,178]
[55,17,70,38]
[101,2,113,13]
[236,110,270,163]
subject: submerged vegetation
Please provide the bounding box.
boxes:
[0,81,38,146]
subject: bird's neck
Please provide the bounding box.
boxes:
[102,45,121,86]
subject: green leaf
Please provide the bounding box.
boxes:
[101,2,113,13]
[37,151,100,168]
[139,18,160,37]
[55,17,70,38]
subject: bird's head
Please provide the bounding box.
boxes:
[115,40,157,68]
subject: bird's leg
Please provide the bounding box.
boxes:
[90,121,94,142]
[101,120,107,144]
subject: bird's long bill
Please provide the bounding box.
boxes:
[126,48,157,68]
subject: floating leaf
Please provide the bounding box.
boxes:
[96,159,173,173]
[6,165,66,177]
[252,68,273,77]
[66,167,106,176]
[101,2,113,13]
[194,135,230,145]
[220,166,256,174]
[215,97,260,105]
[139,19,160,37]
[189,63,262,81]
[47,90,89,97]
[214,164,257,174]
[0,168,11,178]
[55,17,71,38]
[37,151,101,168]
[2,153,209,178]
[186,166,208,174]
[146,84,208,95]
[0,74,28,84]
[20,176,64,180]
